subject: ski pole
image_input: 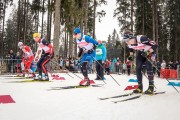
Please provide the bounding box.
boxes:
[90,65,107,84]
[50,60,74,78]
[141,71,157,89]
[143,54,179,93]
[90,54,120,86]
[50,59,90,80]
[132,62,157,89]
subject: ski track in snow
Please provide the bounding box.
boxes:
[0,73,180,120]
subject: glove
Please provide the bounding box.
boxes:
[78,48,83,57]
[128,56,133,61]
[141,51,150,57]
[87,49,94,54]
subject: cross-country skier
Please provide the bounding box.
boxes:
[123,31,158,94]
[73,27,98,86]
[18,42,35,77]
[33,33,54,80]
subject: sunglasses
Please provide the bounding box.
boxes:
[73,33,78,36]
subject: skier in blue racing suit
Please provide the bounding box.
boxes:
[73,27,98,86]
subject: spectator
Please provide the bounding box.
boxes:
[105,59,111,75]
[174,61,179,70]
[161,60,166,69]
[95,40,107,80]
[74,57,79,71]
[59,56,64,69]
[54,55,59,70]
[168,61,174,69]
[15,52,22,73]
[65,58,70,70]
[6,50,15,73]
[156,60,161,77]
[111,58,117,73]
[115,60,120,75]
[122,62,127,74]
[119,60,122,74]
[126,59,131,76]
[69,58,76,72]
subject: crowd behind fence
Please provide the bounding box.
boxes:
[1,57,179,79]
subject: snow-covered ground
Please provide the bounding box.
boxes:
[0,73,180,120]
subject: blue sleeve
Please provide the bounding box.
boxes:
[102,46,107,61]
[84,35,98,45]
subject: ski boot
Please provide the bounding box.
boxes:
[34,75,42,80]
[133,84,143,94]
[144,84,154,95]
[18,73,25,77]
[42,75,49,81]
[28,73,36,78]
[79,77,90,86]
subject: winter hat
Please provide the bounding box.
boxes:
[73,27,81,34]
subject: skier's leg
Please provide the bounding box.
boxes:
[144,59,154,94]
[133,52,146,93]
[42,56,51,80]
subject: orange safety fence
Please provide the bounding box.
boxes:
[160,69,177,79]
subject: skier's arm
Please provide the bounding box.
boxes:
[84,35,98,45]
[140,36,158,53]
[41,39,54,56]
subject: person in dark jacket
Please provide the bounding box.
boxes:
[6,50,16,73]
[123,31,158,94]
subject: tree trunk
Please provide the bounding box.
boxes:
[155,0,159,60]
[41,0,45,38]
[53,0,61,58]
[130,0,134,32]
[1,0,6,56]
[64,25,67,57]
[93,0,96,38]
[0,1,3,56]
[69,27,73,56]
[23,0,27,44]
[84,0,88,34]
[49,0,53,41]
[17,0,21,52]
[152,0,156,42]
[142,0,145,34]
[47,0,50,40]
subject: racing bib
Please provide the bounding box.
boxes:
[96,48,103,55]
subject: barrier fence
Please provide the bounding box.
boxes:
[0,59,78,75]
[160,67,180,79]
[0,59,22,74]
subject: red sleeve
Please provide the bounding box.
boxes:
[48,44,54,54]
[24,46,31,52]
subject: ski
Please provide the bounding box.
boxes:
[113,95,141,103]
[143,91,166,95]
[49,84,104,90]
[112,91,166,103]
[19,79,51,82]
[59,85,90,89]
[99,92,134,100]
